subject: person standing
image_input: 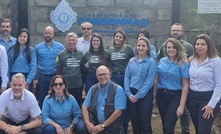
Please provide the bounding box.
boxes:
[76,21,93,93]
[42,75,81,134]
[154,38,189,134]
[35,26,64,109]
[125,37,156,134]
[0,18,16,51]
[82,33,111,94]
[76,21,93,55]
[136,28,156,60]
[0,73,42,134]
[187,34,221,134]
[157,23,192,134]
[8,28,36,92]
[0,45,8,93]
[109,28,134,133]
[56,32,83,108]
[76,65,126,134]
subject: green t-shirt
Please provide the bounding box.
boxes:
[157,40,194,60]
[56,50,83,88]
[109,45,134,73]
[82,49,111,73]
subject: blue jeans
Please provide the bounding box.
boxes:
[186,90,220,134]
[75,119,90,134]
[36,73,55,109]
[128,88,153,134]
[156,89,181,134]
[85,72,98,94]
[180,106,190,134]
[111,73,129,134]
[43,125,57,134]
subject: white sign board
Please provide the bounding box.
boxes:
[198,0,221,13]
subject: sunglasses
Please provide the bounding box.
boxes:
[53,82,64,87]
[82,28,91,30]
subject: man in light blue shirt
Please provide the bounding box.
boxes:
[0,18,16,51]
[35,26,64,109]
[76,65,126,134]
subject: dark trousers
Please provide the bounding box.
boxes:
[68,87,83,108]
[111,73,129,134]
[186,90,220,134]
[0,116,42,134]
[128,88,153,134]
[156,89,181,134]
[180,106,190,134]
[36,73,55,109]
[85,72,98,94]
[10,72,34,92]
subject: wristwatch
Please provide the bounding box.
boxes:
[69,124,74,130]
[21,125,26,131]
[102,123,106,129]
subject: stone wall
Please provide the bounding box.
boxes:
[0,0,173,49]
[28,0,173,49]
[0,0,18,37]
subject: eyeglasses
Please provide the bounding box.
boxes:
[82,28,91,30]
[171,30,183,32]
[53,82,64,87]
[96,73,108,77]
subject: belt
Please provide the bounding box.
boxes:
[112,71,124,75]
[158,88,181,92]
[40,73,56,76]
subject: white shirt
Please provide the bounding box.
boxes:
[0,88,41,123]
[189,57,221,108]
[76,36,90,55]
[0,45,8,87]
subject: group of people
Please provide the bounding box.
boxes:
[0,17,219,134]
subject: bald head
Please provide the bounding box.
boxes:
[44,26,54,43]
[96,65,111,87]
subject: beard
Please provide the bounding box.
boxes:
[44,37,52,42]
[1,30,10,36]
[171,34,182,40]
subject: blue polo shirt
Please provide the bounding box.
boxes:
[8,46,36,84]
[0,35,16,52]
[35,40,64,74]
[124,56,156,99]
[157,57,189,90]
[83,80,126,123]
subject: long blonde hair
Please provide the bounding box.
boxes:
[165,38,187,66]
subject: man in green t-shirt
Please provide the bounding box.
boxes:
[56,32,83,107]
[157,23,193,134]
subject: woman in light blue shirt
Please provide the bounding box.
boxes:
[187,34,221,134]
[42,75,81,134]
[154,38,189,134]
[124,37,156,134]
[8,28,36,92]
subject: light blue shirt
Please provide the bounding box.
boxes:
[8,46,36,84]
[124,56,156,99]
[189,57,221,108]
[35,40,64,74]
[42,94,81,129]
[133,45,157,60]
[0,35,16,52]
[83,80,126,123]
[0,45,8,87]
[157,57,189,90]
